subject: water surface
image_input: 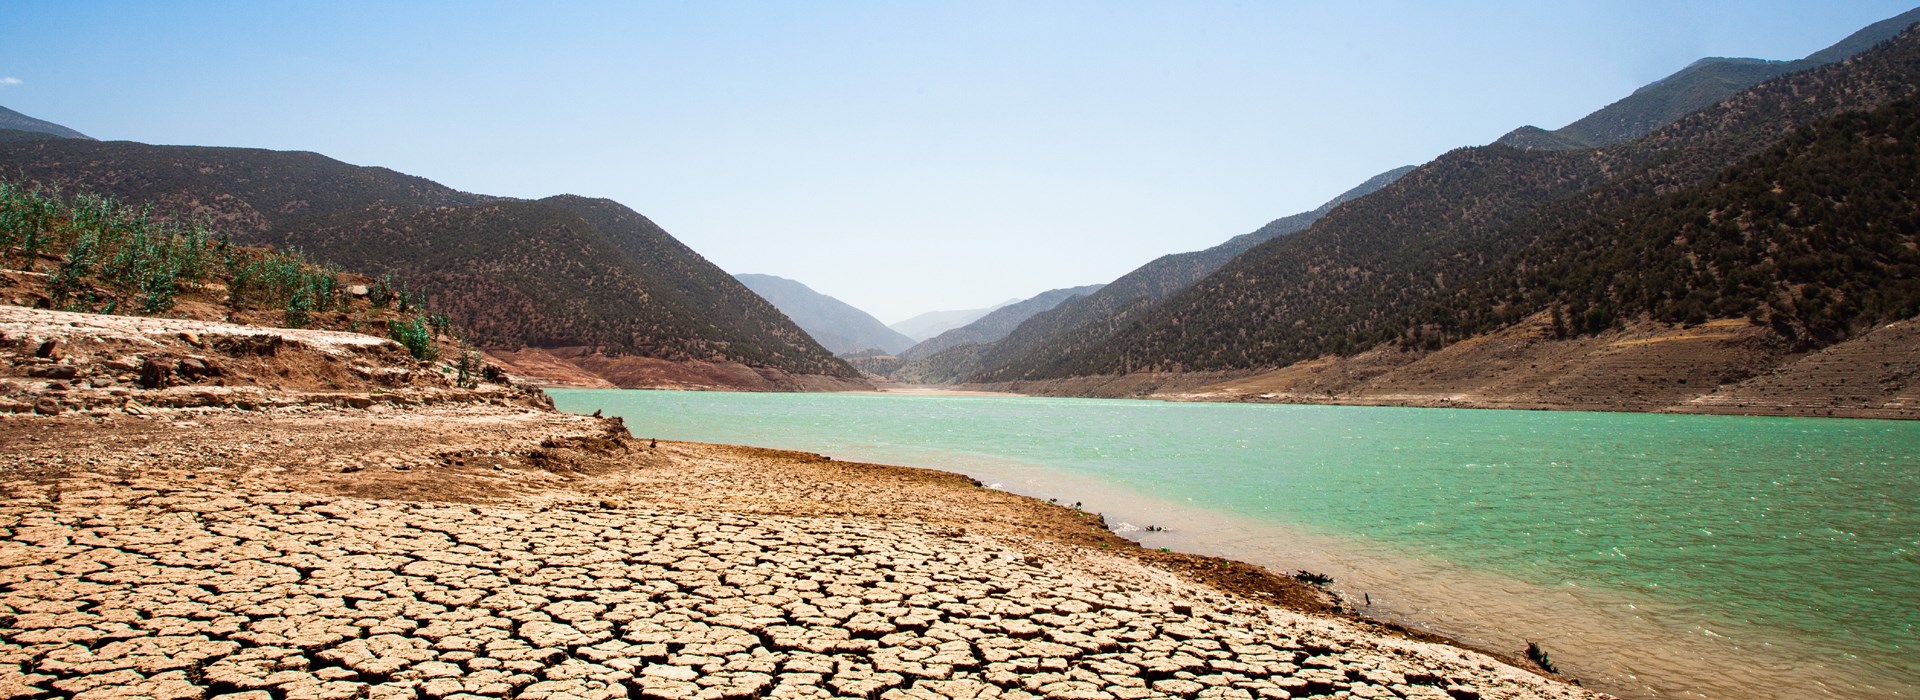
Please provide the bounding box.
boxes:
[549,389,1920,700]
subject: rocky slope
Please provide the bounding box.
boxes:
[736,274,916,355]
[0,136,861,390]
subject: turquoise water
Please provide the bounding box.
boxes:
[548,389,1920,699]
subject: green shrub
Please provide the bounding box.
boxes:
[389,315,438,362]
[455,347,483,388]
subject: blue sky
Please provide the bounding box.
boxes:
[2,1,1914,322]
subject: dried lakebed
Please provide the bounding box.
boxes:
[0,404,1600,700]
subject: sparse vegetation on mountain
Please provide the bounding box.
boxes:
[1013,23,1920,380]
[1441,94,1920,347]
[0,133,857,380]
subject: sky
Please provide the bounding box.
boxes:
[2,1,1915,323]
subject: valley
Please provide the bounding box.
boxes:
[5,5,1920,700]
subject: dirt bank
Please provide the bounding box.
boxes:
[489,346,873,393]
[966,315,1918,420]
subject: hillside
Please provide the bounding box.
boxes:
[0,105,93,141]
[0,136,862,388]
[982,23,1920,417]
[1495,6,1920,149]
[935,165,1413,384]
[736,273,916,355]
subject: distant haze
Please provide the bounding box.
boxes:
[2,1,1911,320]
[889,300,1018,341]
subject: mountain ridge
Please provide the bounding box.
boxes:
[912,164,1414,385]
[0,135,862,387]
[735,273,917,355]
[898,283,1105,363]
[992,19,1920,408]
[1495,6,1920,150]
[888,301,1016,341]
[0,105,93,141]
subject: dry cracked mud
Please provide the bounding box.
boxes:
[0,405,1603,700]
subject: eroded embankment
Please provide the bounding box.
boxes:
[975,315,1920,419]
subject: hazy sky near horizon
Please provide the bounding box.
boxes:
[3,1,1914,323]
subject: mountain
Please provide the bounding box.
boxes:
[0,105,93,141]
[1495,7,1920,150]
[735,274,916,355]
[0,135,863,389]
[911,164,1412,384]
[993,20,1920,411]
[888,301,1016,341]
[899,283,1104,362]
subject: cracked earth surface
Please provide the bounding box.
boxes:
[1,403,1602,700]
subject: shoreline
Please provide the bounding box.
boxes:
[881,380,1920,421]
[546,385,1920,700]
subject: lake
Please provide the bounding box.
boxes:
[548,389,1920,700]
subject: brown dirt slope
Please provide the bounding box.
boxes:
[0,305,548,416]
[979,313,1917,420]
[492,346,872,392]
[1682,317,1920,418]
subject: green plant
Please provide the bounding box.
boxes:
[455,347,484,389]
[369,275,396,308]
[389,315,438,362]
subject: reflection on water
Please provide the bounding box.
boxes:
[549,389,1920,700]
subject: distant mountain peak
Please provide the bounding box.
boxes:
[0,105,94,141]
[735,273,917,355]
[887,300,1019,341]
[1495,7,1920,151]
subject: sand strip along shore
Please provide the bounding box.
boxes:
[0,396,1605,700]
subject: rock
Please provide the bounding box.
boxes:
[178,357,223,379]
[32,397,61,415]
[139,357,174,389]
[34,338,61,359]
[27,364,79,379]
[216,334,282,357]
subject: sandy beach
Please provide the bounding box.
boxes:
[0,307,1603,700]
